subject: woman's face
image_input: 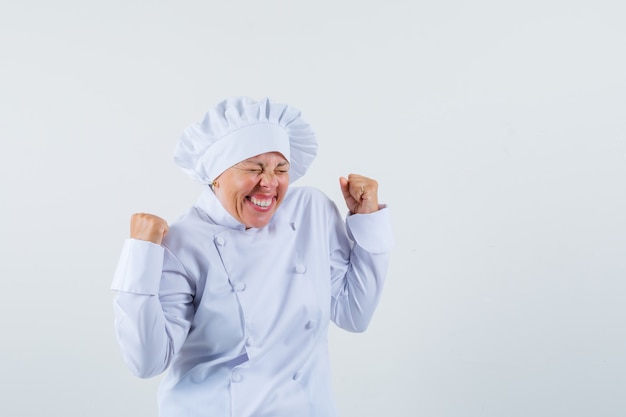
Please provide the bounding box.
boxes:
[214,152,290,229]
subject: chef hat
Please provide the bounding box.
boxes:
[174,96,317,184]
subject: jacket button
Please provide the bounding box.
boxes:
[245,337,254,347]
[233,282,246,292]
[215,237,225,246]
[295,264,306,274]
[231,371,242,383]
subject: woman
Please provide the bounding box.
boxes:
[111,96,394,417]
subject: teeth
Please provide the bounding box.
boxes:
[250,197,272,207]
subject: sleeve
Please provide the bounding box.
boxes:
[111,238,195,378]
[329,204,394,332]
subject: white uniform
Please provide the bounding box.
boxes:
[112,185,393,417]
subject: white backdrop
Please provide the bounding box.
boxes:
[1,1,625,416]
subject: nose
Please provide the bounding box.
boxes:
[259,171,279,188]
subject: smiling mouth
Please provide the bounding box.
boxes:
[249,196,273,208]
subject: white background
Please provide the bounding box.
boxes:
[1,1,625,416]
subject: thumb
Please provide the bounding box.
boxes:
[339,176,348,191]
[339,176,351,200]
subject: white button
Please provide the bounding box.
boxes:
[231,371,241,383]
[305,320,316,330]
[215,237,225,246]
[233,282,246,292]
[292,371,301,381]
[245,337,254,347]
[295,264,306,274]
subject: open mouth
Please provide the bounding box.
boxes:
[248,196,274,208]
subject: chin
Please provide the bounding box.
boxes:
[242,207,277,229]
[250,220,270,229]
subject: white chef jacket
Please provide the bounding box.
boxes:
[111,185,393,417]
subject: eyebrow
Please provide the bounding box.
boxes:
[241,160,290,168]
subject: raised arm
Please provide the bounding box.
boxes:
[330,174,394,332]
[111,214,194,378]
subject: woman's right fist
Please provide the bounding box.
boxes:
[130,213,169,244]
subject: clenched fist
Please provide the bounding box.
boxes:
[130,213,169,245]
[339,174,379,215]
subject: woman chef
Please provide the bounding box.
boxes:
[111,96,394,417]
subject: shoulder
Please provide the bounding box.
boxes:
[283,186,334,209]
[277,186,343,226]
[162,206,214,249]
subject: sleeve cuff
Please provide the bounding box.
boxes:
[111,238,165,295]
[346,205,395,253]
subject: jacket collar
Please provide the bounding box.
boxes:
[196,187,248,231]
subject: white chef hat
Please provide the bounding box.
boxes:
[174,96,317,184]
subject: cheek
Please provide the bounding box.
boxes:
[235,178,256,196]
[278,182,289,199]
